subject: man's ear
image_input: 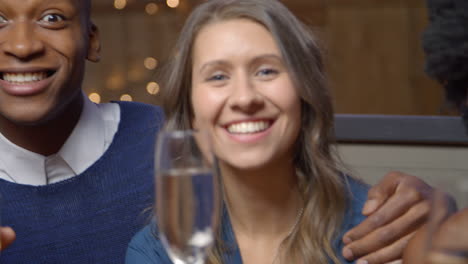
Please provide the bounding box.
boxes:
[86,23,101,62]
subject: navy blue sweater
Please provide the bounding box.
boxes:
[0,101,163,263]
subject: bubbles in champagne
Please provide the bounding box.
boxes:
[157,168,217,264]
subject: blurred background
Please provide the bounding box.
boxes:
[85,0,446,116]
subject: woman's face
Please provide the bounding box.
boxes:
[190,18,301,171]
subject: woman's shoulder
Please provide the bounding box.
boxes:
[345,176,370,204]
[330,175,370,263]
[342,175,370,229]
[125,224,172,264]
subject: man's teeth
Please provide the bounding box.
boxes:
[3,72,48,83]
[227,121,270,134]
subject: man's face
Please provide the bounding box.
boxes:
[0,0,100,126]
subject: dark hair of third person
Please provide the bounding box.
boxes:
[423,0,468,130]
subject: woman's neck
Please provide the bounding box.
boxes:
[221,161,304,264]
[222,161,303,238]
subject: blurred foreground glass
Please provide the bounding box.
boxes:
[155,130,220,264]
[426,178,468,264]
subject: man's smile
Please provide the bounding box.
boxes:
[1,71,55,84]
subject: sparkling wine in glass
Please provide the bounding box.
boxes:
[155,130,220,264]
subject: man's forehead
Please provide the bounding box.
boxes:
[41,0,90,8]
[0,0,89,14]
[11,0,87,8]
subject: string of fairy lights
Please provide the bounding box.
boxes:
[87,0,181,104]
[113,0,180,10]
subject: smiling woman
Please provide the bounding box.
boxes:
[125,1,440,264]
[126,0,366,263]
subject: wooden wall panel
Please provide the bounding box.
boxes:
[407,8,445,114]
[323,1,445,115]
[84,0,446,115]
[327,7,413,114]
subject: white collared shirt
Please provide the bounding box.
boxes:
[0,93,120,185]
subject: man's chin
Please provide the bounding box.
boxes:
[0,109,57,127]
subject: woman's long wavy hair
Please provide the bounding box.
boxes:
[159,0,348,263]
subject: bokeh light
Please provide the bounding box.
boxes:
[146,82,160,95]
[145,3,159,15]
[166,0,179,8]
[88,93,101,103]
[114,0,126,10]
[120,94,133,101]
[144,57,158,70]
[128,63,145,82]
[106,74,125,91]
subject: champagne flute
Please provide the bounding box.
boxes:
[155,130,220,264]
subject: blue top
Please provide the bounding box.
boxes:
[126,176,369,264]
[0,101,164,264]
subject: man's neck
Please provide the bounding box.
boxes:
[0,95,84,156]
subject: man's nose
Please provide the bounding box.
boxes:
[2,22,45,60]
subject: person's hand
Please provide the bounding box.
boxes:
[0,226,16,250]
[403,208,468,264]
[341,171,453,264]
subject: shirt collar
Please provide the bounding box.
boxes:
[0,93,106,185]
[58,94,105,175]
[0,132,46,185]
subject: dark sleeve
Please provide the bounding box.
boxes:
[125,225,173,264]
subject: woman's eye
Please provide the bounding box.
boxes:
[257,68,278,77]
[207,74,227,82]
[40,14,65,23]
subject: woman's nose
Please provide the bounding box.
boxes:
[228,76,265,113]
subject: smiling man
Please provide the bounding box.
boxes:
[0,0,163,263]
[0,0,98,157]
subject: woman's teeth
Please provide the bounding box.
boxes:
[227,121,270,134]
[3,72,48,83]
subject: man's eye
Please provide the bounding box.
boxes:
[40,14,65,23]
